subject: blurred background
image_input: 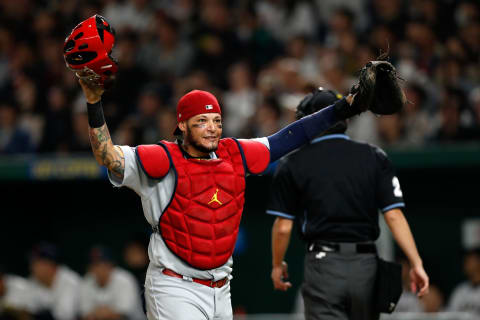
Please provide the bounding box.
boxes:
[1,0,480,319]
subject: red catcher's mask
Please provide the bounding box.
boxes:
[63,15,118,86]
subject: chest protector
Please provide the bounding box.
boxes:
[156,139,246,270]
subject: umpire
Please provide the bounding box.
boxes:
[266,88,429,320]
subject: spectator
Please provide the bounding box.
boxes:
[0,0,479,155]
[254,0,317,42]
[432,86,472,142]
[155,108,177,142]
[137,13,194,78]
[367,0,407,39]
[223,62,258,136]
[249,96,282,137]
[102,0,154,33]
[284,35,319,82]
[315,0,368,32]
[69,97,91,153]
[467,86,480,136]
[39,86,72,153]
[421,284,445,313]
[0,103,34,154]
[191,1,241,88]
[133,85,166,144]
[377,114,404,147]
[28,242,81,320]
[80,246,144,320]
[0,265,33,319]
[448,248,480,317]
[122,237,149,292]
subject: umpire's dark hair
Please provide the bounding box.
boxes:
[296,87,348,134]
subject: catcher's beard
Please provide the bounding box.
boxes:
[183,125,219,154]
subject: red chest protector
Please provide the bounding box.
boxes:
[143,138,247,270]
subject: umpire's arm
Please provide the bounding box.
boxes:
[384,208,429,297]
[267,157,299,291]
[79,79,125,180]
[271,217,293,291]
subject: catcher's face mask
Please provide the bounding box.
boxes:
[63,15,118,86]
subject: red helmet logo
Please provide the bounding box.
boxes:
[63,15,118,85]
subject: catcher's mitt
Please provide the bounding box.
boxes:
[351,61,406,115]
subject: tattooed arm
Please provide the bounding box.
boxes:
[78,78,125,180]
[89,125,125,179]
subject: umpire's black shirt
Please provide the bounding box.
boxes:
[267,134,405,243]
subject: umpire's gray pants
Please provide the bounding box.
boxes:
[302,251,379,320]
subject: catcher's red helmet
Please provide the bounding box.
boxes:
[63,15,118,85]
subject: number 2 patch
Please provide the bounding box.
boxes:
[392,176,403,197]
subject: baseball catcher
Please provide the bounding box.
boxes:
[66,12,407,319]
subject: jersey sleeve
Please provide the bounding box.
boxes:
[266,158,301,220]
[374,147,405,213]
[107,145,156,198]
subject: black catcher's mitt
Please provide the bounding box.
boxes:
[350,61,406,115]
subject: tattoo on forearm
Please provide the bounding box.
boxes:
[89,124,125,178]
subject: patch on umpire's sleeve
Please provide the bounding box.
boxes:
[315,252,326,259]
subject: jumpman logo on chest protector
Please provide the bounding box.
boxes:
[208,189,223,206]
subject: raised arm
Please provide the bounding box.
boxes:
[267,94,356,162]
[79,79,125,180]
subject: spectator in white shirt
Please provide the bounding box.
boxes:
[80,246,144,320]
[0,265,33,319]
[448,247,480,317]
[28,243,81,320]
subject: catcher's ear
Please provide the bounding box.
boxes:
[178,121,187,133]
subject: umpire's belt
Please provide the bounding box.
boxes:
[162,268,228,288]
[308,241,377,254]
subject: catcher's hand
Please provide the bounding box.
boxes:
[74,66,116,90]
[78,69,105,104]
[351,60,406,115]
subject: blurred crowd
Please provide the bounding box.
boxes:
[3,242,479,319]
[1,0,480,155]
[0,240,149,320]
[393,248,480,317]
